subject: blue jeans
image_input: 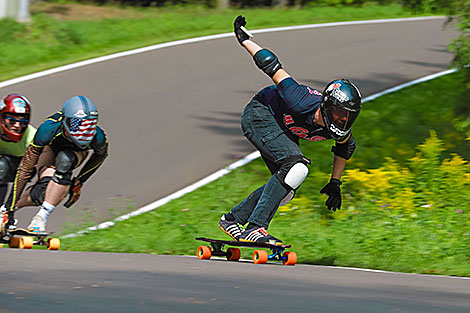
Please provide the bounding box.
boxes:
[230,99,303,228]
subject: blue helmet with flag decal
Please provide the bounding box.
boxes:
[61,96,99,149]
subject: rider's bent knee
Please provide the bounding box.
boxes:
[275,155,310,190]
[52,150,78,186]
[30,177,53,206]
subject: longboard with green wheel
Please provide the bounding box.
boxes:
[195,237,297,266]
[0,228,60,250]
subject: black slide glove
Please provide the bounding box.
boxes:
[234,15,250,45]
[320,178,342,211]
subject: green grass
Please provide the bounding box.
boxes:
[61,72,470,277]
[0,2,435,82]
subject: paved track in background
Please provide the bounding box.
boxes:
[0,18,456,233]
[1,250,469,313]
[0,18,467,312]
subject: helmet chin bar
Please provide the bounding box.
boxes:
[1,122,26,143]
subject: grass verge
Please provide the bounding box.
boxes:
[61,71,470,276]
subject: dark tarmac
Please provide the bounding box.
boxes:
[1,249,469,313]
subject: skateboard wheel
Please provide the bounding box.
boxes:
[253,250,268,264]
[282,251,297,266]
[197,246,212,260]
[226,248,241,261]
[19,236,33,249]
[47,238,60,250]
[9,236,20,248]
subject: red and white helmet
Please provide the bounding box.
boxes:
[0,94,31,142]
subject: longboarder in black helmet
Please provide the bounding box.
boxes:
[321,79,362,140]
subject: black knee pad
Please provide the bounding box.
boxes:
[52,150,78,186]
[274,155,311,191]
[30,177,53,206]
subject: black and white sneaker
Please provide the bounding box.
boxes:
[239,227,283,245]
[218,214,243,241]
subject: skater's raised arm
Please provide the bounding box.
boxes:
[234,16,290,85]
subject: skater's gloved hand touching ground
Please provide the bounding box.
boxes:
[320,178,342,211]
[64,179,82,208]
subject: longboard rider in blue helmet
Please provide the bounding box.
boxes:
[3,95,108,232]
[218,16,362,244]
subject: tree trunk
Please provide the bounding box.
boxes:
[217,0,230,9]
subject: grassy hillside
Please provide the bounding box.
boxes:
[0,2,433,82]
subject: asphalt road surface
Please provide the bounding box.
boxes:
[1,249,469,313]
[0,17,457,233]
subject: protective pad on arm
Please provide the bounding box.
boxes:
[253,49,283,78]
[331,133,356,160]
[52,150,78,185]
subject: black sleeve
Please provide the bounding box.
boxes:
[331,133,356,160]
[76,127,108,184]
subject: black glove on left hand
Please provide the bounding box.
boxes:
[320,178,342,211]
[234,15,250,45]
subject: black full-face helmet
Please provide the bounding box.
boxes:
[320,78,362,141]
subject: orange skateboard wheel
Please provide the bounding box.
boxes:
[226,248,241,261]
[19,236,33,249]
[9,236,20,248]
[253,250,268,264]
[197,246,212,260]
[282,251,297,266]
[47,238,60,250]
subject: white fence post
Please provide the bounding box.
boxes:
[0,0,31,22]
[18,0,31,22]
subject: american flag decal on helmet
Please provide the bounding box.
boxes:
[69,118,97,141]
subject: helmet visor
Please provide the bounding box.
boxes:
[325,105,359,132]
[67,117,98,145]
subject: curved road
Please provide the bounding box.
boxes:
[0,17,456,232]
[0,17,468,313]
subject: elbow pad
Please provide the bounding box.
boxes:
[253,49,283,78]
[331,135,356,160]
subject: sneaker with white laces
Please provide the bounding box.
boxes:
[218,214,243,241]
[239,226,283,245]
[28,214,46,232]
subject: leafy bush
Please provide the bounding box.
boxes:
[342,130,470,218]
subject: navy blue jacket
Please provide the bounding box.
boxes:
[254,77,356,157]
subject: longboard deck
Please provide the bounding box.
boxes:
[8,228,52,237]
[196,237,291,249]
[195,237,297,265]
